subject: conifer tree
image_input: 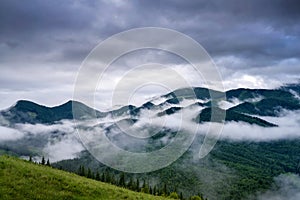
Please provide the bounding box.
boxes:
[119,172,125,187]
[87,168,92,178]
[105,171,111,183]
[127,176,133,190]
[136,178,140,192]
[81,166,86,176]
[95,171,100,181]
[111,174,116,184]
[41,156,45,165]
[180,192,183,200]
[46,158,50,166]
[101,172,105,182]
[77,165,82,175]
[163,183,168,196]
[153,186,157,196]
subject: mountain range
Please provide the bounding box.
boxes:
[0,84,300,200]
[2,85,300,127]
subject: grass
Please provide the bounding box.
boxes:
[0,155,172,200]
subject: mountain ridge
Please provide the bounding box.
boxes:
[1,86,299,127]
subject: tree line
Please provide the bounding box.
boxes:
[76,165,206,200]
[28,156,205,199]
[29,155,50,166]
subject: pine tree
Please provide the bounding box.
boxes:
[87,168,92,178]
[41,156,45,165]
[81,166,86,176]
[77,166,81,175]
[77,165,82,176]
[142,179,146,188]
[180,192,184,200]
[119,172,125,187]
[95,171,100,181]
[127,176,133,190]
[163,183,168,196]
[46,158,50,166]
[136,178,140,192]
[111,174,116,184]
[105,171,111,183]
[153,186,157,196]
[101,172,105,182]
[29,155,32,162]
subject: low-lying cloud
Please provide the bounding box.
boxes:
[254,173,300,200]
[43,133,84,162]
[0,126,24,141]
[0,120,84,162]
[0,103,300,163]
[218,110,300,141]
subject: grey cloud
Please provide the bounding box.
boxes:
[0,0,300,108]
[0,120,84,162]
[0,0,95,35]
[0,126,24,141]
[2,0,299,63]
[43,133,84,162]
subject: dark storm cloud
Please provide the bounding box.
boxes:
[136,0,300,63]
[1,0,299,63]
[0,0,100,38]
[0,0,299,108]
[0,0,96,63]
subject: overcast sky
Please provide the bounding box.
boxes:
[0,0,300,110]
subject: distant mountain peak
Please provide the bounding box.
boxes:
[1,99,103,124]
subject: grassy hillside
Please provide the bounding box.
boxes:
[0,156,172,200]
[54,139,300,200]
